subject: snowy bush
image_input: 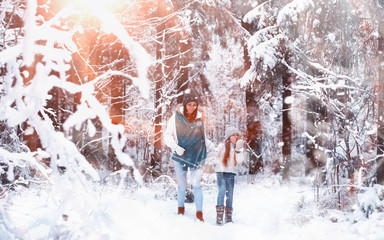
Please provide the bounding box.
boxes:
[357,185,384,218]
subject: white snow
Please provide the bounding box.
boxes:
[277,0,315,26]
[284,96,295,104]
[2,175,384,240]
[2,1,384,239]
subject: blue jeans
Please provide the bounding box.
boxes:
[173,161,203,211]
[216,172,235,208]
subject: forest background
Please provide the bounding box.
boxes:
[1,0,384,238]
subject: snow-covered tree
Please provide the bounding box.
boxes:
[0,0,154,237]
[243,0,384,210]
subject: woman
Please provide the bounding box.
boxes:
[163,89,214,222]
[214,126,245,225]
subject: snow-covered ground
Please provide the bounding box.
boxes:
[2,174,384,240]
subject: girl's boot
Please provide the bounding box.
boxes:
[216,206,225,225]
[225,207,233,223]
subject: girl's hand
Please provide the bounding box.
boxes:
[235,139,245,152]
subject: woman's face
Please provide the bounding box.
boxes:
[229,133,240,144]
[186,101,198,114]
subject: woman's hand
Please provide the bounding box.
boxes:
[176,103,183,115]
[175,145,185,156]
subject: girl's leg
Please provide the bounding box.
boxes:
[216,172,226,224]
[224,173,235,208]
[216,172,225,207]
[173,161,187,208]
[190,167,203,212]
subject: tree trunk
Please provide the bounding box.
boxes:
[177,37,191,103]
[282,64,292,180]
[242,20,263,175]
[245,88,263,175]
[376,35,384,184]
[151,0,167,178]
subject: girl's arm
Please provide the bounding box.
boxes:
[235,139,247,164]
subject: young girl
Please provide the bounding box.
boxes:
[214,126,245,225]
[163,89,214,222]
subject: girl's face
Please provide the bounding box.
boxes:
[229,133,240,144]
[186,101,198,114]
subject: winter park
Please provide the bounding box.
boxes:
[1,0,384,239]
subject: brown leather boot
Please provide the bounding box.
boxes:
[216,206,225,225]
[225,207,233,223]
[196,211,204,222]
[178,207,185,215]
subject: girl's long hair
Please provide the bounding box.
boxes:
[222,139,231,166]
[183,105,198,122]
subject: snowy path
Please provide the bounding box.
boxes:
[3,175,384,240]
[106,176,384,240]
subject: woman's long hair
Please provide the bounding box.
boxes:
[183,105,198,123]
[222,139,231,167]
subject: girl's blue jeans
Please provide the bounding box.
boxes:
[216,172,236,208]
[173,161,203,212]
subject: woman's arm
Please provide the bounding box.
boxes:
[213,143,225,171]
[163,114,178,150]
[205,138,216,152]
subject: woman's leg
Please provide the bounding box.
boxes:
[173,161,187,208]
[224,173,235,208]
[216,172,225,207]
[190,167,203,212]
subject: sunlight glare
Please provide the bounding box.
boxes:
[74,0,118,15]
[61,0,152,98]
